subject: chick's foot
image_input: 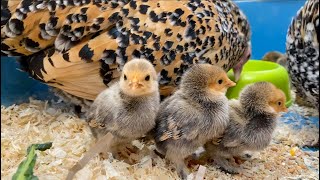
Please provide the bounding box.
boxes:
[214,156,239,174]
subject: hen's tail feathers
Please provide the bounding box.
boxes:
[16,55,31,73]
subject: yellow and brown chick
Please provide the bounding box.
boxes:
[153,64,235,179]
[204,82,287,174]
[86,58,160,158]
[262,50,315,108]
[1,0,251,103]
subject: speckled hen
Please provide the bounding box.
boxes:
[1,0,251,102]
[286,0,319,110]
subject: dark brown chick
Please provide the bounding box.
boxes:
[153,64,235,179]
[262,51,287,67]
[205,82,287,174]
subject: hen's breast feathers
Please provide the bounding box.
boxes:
[1,0,250,100]
[286,0,319,107]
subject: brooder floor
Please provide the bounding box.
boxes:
[1,96,319,180]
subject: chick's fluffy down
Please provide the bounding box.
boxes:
[87,59,160,148]
[153,64,234,178]
[205,82,287,174]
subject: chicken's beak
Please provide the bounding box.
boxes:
[129,78,141,90]
[282,107,288,112]
[226,79,236,87]
[233,44,251,82]
[130,83,139,90]
[233,64,243,82]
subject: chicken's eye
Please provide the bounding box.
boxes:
[124,74,127,80]
[218,79,223,84]
[278,101,282,106]
[145,75,150,81]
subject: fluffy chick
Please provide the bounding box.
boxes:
[153,64,236,179]
[86,58,160,158]
[262,51,314,108]
[205,82,287,174]
[262,51,287,67]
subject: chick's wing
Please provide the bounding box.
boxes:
[220,120,246,148]
[86,90,118,132]
[155,96,202,142]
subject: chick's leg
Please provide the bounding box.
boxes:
[167,154,189,180]
[207,145,239,173]
[109,146,120,159]
[213,155,239,174]
[108,140,139,164]
[98,143,119,160]
[235,150,253,162]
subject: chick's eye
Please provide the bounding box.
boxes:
[124,74,127,80]
[278,102,282,106]
[218,79,223,84]
[145,75,150,81]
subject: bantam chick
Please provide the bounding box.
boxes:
[204,82,287,174]
[262,50,314,108]
[153,64,236,179]
[262,51,287,68]
[86,58,160,158]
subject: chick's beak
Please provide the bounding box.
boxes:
[225,79,236,87]
[129,78,141,90]
[282,107,288,112]
[130,83,139,90]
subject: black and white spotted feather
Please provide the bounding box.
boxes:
[286,0,319,110]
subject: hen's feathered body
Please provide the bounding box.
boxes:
[1,0,251,100]
[286,0,319,109]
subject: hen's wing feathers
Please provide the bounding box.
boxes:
[1,0,21,28]
[1,0,251,100]
[2,0,78,55]
[55,1,129,51]
[17,29,121,100]
[2,0,125,55]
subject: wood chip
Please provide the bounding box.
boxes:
[194,165,206,180]
[1,97,319,180]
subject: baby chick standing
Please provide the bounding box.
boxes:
[153,64,236,179]
[205,82,287,174]
[86,58,160,158]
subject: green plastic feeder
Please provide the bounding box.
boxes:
[226,60,292,107]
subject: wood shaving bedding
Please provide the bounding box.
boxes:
[1,98,319,180]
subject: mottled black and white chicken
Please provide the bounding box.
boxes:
[286,0,319,110]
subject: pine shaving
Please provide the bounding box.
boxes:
[194,165,206,180]
[1,97,319,179]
